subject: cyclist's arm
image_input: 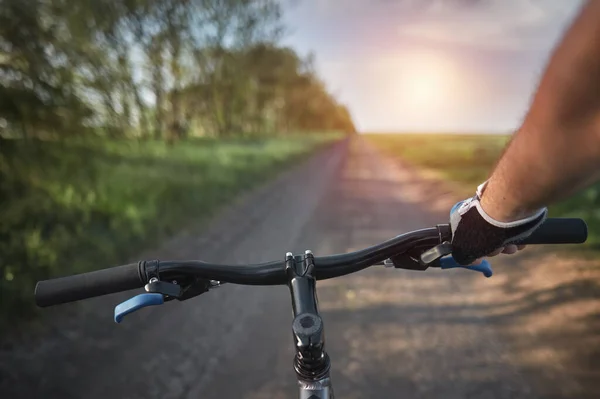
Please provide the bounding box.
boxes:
[481,0,600,222]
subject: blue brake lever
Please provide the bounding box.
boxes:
[439,256,493,278]
[114,293,164,323]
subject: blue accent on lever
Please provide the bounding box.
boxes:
[114,293,164,323]
[439,256,493,278]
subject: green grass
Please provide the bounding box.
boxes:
[0,134,340,324]
[365,133,600,251]
[365,133,509,189]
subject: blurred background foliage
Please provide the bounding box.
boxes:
[0,0,356,139]
[0,0,354,324]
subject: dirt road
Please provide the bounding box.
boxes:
[1,137,598,398]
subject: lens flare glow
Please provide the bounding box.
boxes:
[370,50,461,129]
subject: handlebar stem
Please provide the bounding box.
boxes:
[286,251,331,382]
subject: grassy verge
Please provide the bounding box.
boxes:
[365,133,600,251]
[0,134,340,324]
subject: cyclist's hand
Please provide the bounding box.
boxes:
[449,181,548,265]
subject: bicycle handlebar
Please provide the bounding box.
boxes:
[515,217,587,244]
[34,218,588,308]
[35,263,144,308]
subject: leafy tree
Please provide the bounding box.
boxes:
[0,0,356,139]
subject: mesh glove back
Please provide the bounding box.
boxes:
[450,181,547,265]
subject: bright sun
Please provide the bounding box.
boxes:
[376,51,456,117]
[404,69,443,106]
[367,50,464,130]
[398,54,451,110]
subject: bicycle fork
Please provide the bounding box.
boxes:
[286,251,335,399]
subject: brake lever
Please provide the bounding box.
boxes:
[114,278,220,323]
[381,242,493,278]
[420,242,493,278]
[114,293,164,323]
[437,256,493,277]
[419,242,453,265]
[145,280,182,299]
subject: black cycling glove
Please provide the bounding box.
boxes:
[450,181,548,265]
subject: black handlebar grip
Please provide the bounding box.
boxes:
[520,218,588,245]
[34,263,145,307]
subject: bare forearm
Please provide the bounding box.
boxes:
[481,0,600,222]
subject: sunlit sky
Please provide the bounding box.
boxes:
[281,0,585,133]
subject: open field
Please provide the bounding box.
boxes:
[0,134,339,324]
[365,133,600,251]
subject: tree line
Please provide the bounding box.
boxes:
[0,0,356,141]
